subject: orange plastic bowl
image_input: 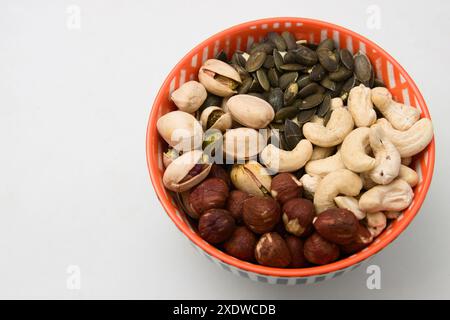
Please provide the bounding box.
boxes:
[146,17,435,284]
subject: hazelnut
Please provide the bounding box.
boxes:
[208,164,231,187]
[255,232,291,267]
[340,223,373,255]
[243,196,281,234]
[270,173,302,204]
[304,233,340,265]
[226,190,253,222]
[314,208,359,245]
[285,236,307,268]
[224,226,257,262]
[188,178,229,216]
[198,209,235,244]
[282,198,315,237]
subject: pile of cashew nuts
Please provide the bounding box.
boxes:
[299,84,433,236]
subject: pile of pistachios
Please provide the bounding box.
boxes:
[155,31,434,268]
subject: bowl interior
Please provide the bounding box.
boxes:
[146,17,435,278]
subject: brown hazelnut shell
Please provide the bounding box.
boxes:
[285,236,308,268]
[255,232,291,267]
[314,208,359,245]
[188,178,229,216]
[282,198,315,237]
[198,209,235,244]
[304,232,340,265]
[224,226,257,262]
[270,173,302,204]
[243,196,281,234]
[226,190,253,222]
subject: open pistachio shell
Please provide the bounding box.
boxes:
[163,148,179,168]
[198,59,242,97]
[226,94,275,129]
[162,150,212,192]
[230,161,272,197]
[157,111,203,152]
[223,128,265,160]
[199,106,232,132]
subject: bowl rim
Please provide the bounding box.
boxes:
[146,17,435,278]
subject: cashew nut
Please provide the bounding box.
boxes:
[359,179,413,213]
[371,87,421,131]
[314,169,363,213]
[341,127,376,173]
[260,139,313,173]
[334,196,366,220]
[299,174,322,200]
[310,146,336,161]
[348,84,377,127]
[330,97,344,110]
[305,150,345,177]
[368,126,401,185]
[373,118,434,157]
[303,106,354,147]
[366,211,387,237]
[398,165,419,187]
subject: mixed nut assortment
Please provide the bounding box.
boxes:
[156,31,434,268]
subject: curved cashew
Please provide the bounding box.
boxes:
[260,139,313,173]
[373,118,434,157]
[371,87,421,131]
[359,179,413,213]
[401,157,412,166]
[366,212,387,237]
[310,146,336,161]
[330,97,344,110]
[314,169,363,213]
[341,127,376,172]
[368,126,401,185]
[299,174,322,200]
[334,196,366,220]
[303,106,354,147]
[348,84,377,127]
[398,165,419,187]
[305,150,345,177]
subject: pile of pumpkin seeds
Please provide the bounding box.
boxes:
[208,31,384,151]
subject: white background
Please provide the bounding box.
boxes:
[0,0,449,299]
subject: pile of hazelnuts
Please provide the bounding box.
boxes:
[189,164,371,268]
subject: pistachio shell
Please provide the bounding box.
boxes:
[223,128,265,160]
[226,94,275,129]
[157,111,203,152]
[171,81,207,113]
[200,106,232,132]
[230,161,272,196]
[163,150,212,192]
[198,59,242,97]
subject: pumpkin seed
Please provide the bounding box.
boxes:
[317,93,331,117]
[339,48,354,70]
[248,92,265,99]
[274,106,299,122]
[323,108,332,126]
[298,82,321,98]
[249,77,263,92]
[328,65,353,82]
[279,72,298,90]
[281,31,297,50]
[367,68,375,88]
[280,64,307,72]
[215,50,227,62]
[267,88,284,112]
[317,38,335,51]
[273,49,284,72]
[284,82,299,105]
[284,119,303,150]
[283,51,297,64]
[293,45,318,66]
[232,64,251,81]
[297,107,317,124]
[250,42,274,55]
[354,52,372,83]
[267,32,287,51]
[256,69,270,92]
[231,52,246,68]
[340,75,357,101]
[263,55,275,69]
[309,64,327,82]
[373,78,385,88]
[297,74,312,89]
[246,51,267,73]
[317,48,340,72]
[238,77,253,94]
[327,81,343,98]
[320,76,337,91]
[199,94,222,113]
[304,43,318,51]
[300,93,324,109]
[267,68,279,87]
[269,122,285,131]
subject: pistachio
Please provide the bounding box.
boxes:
[163,148,179,168]
[198,59,242,97]
[162,150,212,192]
[157,110,203,152]
[171,81,207,113]
[223,128,265,160]
[230,161,272,197]
[200,106,232,132]
[226,94,275,128]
